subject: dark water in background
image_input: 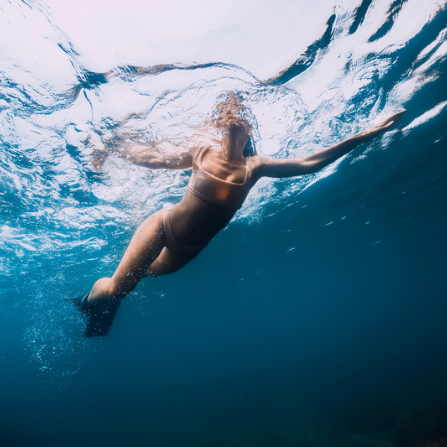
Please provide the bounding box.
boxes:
[1,1,447,446]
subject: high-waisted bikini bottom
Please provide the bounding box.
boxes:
[163,208,208,253]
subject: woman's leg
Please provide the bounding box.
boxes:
[147,246,202,277]
[88,210,166,302]
[88,209,204,303]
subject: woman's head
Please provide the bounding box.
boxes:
[214,92,252,139]
[213,92,256,155]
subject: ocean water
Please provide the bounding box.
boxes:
[1,1,447,446]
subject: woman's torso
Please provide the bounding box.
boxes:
[169,145,254,246]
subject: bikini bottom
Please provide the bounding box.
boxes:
[163,208,208,253]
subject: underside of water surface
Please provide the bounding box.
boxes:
[1,1,447,446]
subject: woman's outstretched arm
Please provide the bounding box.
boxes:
[117,143,195,170]
[91,136,197,171]
[254,110,406,179]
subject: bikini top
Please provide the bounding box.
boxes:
[187,146,254,210]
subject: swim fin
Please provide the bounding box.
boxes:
[68,294,121,338]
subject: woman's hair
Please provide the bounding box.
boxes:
[213,92,257,156]
[214,93,251,134]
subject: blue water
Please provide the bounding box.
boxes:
[1,1,447,446]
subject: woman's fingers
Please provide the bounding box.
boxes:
[381,109,406,126]
[393,109,406,120]
[363,110,406,140]
[383,121,394,129]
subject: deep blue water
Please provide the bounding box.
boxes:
[1,1,447,446]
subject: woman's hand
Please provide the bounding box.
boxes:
[88,133,108,171]
[358,110,406,142]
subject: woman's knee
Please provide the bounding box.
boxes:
[147,260,179,277]
[147,248,200,277]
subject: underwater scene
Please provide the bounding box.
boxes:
[1,0,447,446]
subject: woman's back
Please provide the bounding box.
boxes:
[170,144,255,246]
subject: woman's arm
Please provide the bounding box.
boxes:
[90,135,196,171]
[255,110,405,179]
[118,143,194,170]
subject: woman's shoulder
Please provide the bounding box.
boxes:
[192,143,213,157]
[249,155,278,180]
[191,140,219,156]
[250,155,271,168]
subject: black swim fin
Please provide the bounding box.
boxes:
[68,294,121,338]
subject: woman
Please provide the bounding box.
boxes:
[70,97,405,337]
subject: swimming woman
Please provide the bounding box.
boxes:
[70,97,405,337]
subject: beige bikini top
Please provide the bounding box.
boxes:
[187,146,254,210]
